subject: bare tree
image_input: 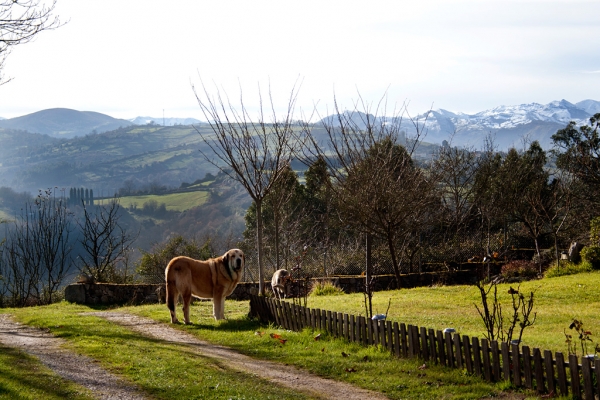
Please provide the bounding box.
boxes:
[300,94,436,287]
[192,80,304,294]
[76,198,138,283]
[0,0,63,84]
[0,188,72,306]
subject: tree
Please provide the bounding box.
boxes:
[192,81,303,295]
[0,188,72,306]
[136,235,213,284]
[552,113,600,194]
[301,95,436,287]
[0,0,62,84]
[76,198,138,283]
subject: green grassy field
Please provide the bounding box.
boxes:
[6,272,595,399]
[98,190,210,212]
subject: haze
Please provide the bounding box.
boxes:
[0,0,598,120]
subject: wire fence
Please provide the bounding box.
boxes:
[241,227,559,284]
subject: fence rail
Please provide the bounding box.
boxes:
[249,295,600,399]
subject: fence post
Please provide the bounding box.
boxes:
[501,341,510,381]
[463,335,473,374]
[472,337,482,377]
[420,327,429,360]
[394,322,400,358]
[491,340,500,382]
[481,339,492,382]
[436,330,445,366]
[428,329,436,363]
[511,343,521,387]
[555,352,568,397]
[581,356,593,400]
[445,332,454,368]
[532,348,544,395]
[454,333,463,369]
[544,350,556,396]
[387,321,393,353]
[522,346,533,389]
[569,354,581,399]
[400,323,408,357]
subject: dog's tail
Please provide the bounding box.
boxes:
[165,261,178,314]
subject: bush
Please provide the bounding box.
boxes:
[544,260,594,278]
[501,260,539,279]
[309,280,345,296]
[581,245,600,269]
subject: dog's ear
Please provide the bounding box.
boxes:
[223,251,229,265]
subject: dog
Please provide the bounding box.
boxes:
[271,268,289,300]
[165,248,245,323]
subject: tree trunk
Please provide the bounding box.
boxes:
[386,233,402,289]
[256,199,265,295]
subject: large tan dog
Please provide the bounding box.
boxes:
[165,249,245,323]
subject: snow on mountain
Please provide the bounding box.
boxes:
[409,99,595,150]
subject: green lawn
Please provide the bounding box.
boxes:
[102,190,209,212]
[4,271,594,399]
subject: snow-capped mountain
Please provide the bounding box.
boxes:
[410,99,599,150]
[129,116,203,126]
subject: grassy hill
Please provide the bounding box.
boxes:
[115,190,210,212]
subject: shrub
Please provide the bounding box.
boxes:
[581,245,600,269]
[544,260,594,278]
[501,260,539,279]
[309,280,345,296]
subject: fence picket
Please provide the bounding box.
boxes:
[360,316,367,346]
[436,330,445,366]
[595,359,600,398]
[350,315,356,343]
[581,357,593,400]
[555,352,568,397]
[454,333,463,369]
[400,323,408,357]
[463,335,473,373]
[428,329,436,363]
[344,314,350,340]
[522,346,532,389]
[379,320,386,348]
[511,343,521,387]
[501,341,510,381]
[393,322,400,358]
[569,354,581,399]
[532,348,544,394]
[491,341,500,382]
[481,339,491,382]
[368,319,374,346]
[420,327,429,361]
[472,337,482,377]
[326,310,332,335]
[387,321,393,353]
[445,332,454,368]
[544,350,555,396]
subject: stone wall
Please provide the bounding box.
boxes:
[64,271,477,306]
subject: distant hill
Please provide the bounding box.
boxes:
[129,116,204,126]
[0,108,134,138]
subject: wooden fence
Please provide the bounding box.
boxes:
[249,295,600,399]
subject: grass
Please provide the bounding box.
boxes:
[4,271,595,399]
[107,191,210,212]
[0,343,94,400]
[7,304,311,400]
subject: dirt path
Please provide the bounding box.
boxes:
[0,313,147,400]
[88,311,389,400]
[0,311,389,400]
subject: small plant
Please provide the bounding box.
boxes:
[309,280,345,297]
[580,245,600,269]
[545,260,594,278]
[474,280,537,344]
[564,319,600,357]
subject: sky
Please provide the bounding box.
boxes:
[0,0,599,121]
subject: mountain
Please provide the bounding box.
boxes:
[410,99,598,150]
[129,116,204,126]
[318,100,599,150]
[0,108,135,138]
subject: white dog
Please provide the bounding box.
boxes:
[271,269,289,300]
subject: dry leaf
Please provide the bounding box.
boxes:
[341,351,349,357]
[314,333,321,341]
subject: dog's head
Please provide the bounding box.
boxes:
[223,248,245,277]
